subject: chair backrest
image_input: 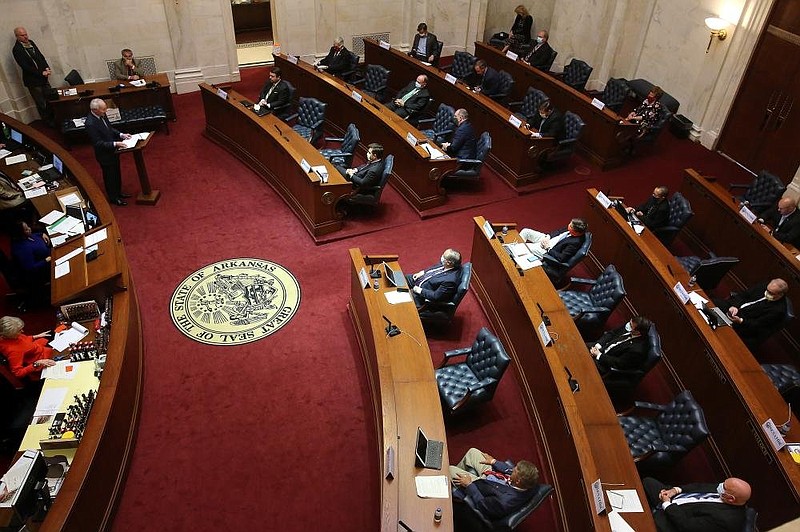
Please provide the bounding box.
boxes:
[105,56,157,79]
[667,192,693,230]
[420,262,472,326]
[433,40,444,66]
[364,64,390,92]
[601,77,629,113]
[464,482,554,530]
[563,59,593,91]
[744,170,785,208]
[690,256,739,290]
[451,51,477,79]
[296,97,327,128]
[520,88,549,120]
[656,390,710,448]
[491,71,514,102]
[543,232,592,286]
[544,49,558,71]
[466,327,511,382]
[642,324,664,375]
[563,111,586,144]
[641,107,673,144]
[431,103,456,133]
[588,264,626,310]
[742,507,757,532]
[64,69,84,86]
[475,131,492,162]
[340,123,361,154]
[0,352,25,390]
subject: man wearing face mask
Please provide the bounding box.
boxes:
[530,100,566,141]
[626,185,670,230]
[714,278,789,349]
[524,30,554,71]
[588,316,652,374]
[315,37,351,77]
[386,75,430,120]
[409,23,439,63]
[469,60,502,98]
[406,249,463,309]
[642,476,751,532]
[441,108,477,159]
[335,143,385,191]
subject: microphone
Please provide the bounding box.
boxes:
[537,302,551,326]
[666,264,674,277]
[565,366,580,393]
[382,315,401,337]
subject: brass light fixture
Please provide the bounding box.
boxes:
[705,17,729,53]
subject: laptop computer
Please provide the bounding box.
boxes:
[702,303,732,328]
[415,427,444,470]
[383,262,408,289]
[251,105,271,117]
[5,128,24,150]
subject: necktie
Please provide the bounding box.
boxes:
[483,470,511,485]
[740,297,766,309]
[400,87,419,104]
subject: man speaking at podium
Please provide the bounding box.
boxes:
[86,98,132,206]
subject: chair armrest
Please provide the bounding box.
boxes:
[324,136,345,143]
[457,158,482,165]
[441,346,472,361]
[569,277,597,286]
[284,113,298,123]
[632,400,668,412]
[727,183,749,191]
[434,128,454,139]
[451,377,496,411]
[541,254,566,268]
[417,117,435,127]
[351,78,366,86]
[507,100,524,109]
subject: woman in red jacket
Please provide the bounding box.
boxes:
[0,316,55,380]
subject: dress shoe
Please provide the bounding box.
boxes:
[112,199,128,206]
[120,193,132,198]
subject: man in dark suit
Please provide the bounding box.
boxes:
[85,98,132,206]
[450,447,540,520]
[408,22,439,63]
[530,100,566,141]
[589,316,652,374]
[407,248,463,308]
[12,27,53,123]
[315,37,351,77]
[643,476,751,532]
[469,59,502,98]
[386,75,430,120]
[441,108,477,159]
[760,197,800,247]
[335,143,386,191]
[524,30,555,71]
[519,218,587,262]
[715,278,789,348]
[627,185,670,230]
[257,66,290,113]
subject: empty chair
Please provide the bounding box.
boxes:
[508,87,549,123]
[419,263,472,328]
[489,71,514,104]
[559,264,626,333]
[675,255,739,290]
[64,69,84,86]
[345,154,393,207]
[319,123,360,167]
[540,111,585,166]
[456,482,553,531]
[652,192,692,247]
[602,323,663,400]
[618,390,710,472]
[287,97,327,146]
[761,363,800,408]
[445,50,476,79]
[599,77,629,114]
[729,170,786,218]
[542,231,592,287]
[418,104,455,144]
[436,326,510,415]
[562,59,592,91]
[448,132,491,181]
[352,64,391,101]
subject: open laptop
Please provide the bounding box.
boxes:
[383,262,408,289]
[702,303,732,328]
[5,128,24,150]
[415,427,444,470]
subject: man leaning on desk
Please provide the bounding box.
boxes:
[469,59,502,98]
[759,197,800,248]
[406,249,462,309]
[714,278,789,349]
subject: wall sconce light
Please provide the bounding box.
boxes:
[705,17,729,53]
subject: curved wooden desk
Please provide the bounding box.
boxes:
[583,188,800,529]
[1,113,143,532]
[469,216,655,532]
[363,39,557,189]
[347,249,452,532]
[273,54,459,215]
[199,83,352,242]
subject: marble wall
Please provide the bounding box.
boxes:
[483,1,556,44]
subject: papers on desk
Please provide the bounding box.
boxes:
[415,475,449,498]
[129,79,147,87]
[420,143,447,160]
[24,186,47,199]
[606,489,644,513]
[54,261,70,279]
[50,234,70,248]
[503,243,542,271]
[118,136,139,150]
[40,210,66,225]
[311,165,329,183]
[72,117,86,127]
[385,290,413,305]
[46,216,83,237]
[34,387,68,417]
[59,191,83,206]
[84,227,108,247]
[0,149,11,158]
[41,360,78,380]
[629,221,645,235]
[49,322,89,352]
[55,247,84,266]
[18,174,44,191]
[4,153,27,165]
[608,511,635,532]
[0,450,40,507]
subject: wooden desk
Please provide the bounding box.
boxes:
[680,168,800,354]
[199,83,352,242]
[347,249,452,532]
[50,224,122,305]
[363,39,557,189]
[273,54,458,214]
[473,42,636,170]
[469,216,654,532]
[582,189,800,529]
[1,113,143,532]
[50,73,175,125]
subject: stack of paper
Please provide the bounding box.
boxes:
[4,153,27,165]
[49,321,89,351]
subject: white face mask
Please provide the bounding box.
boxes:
[716,482,725,496]
[765,290,776,301]
[536,36,544,44]
[624,321,633,332]
[415,81,423,89]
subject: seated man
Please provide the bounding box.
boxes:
[519,218,587,262]
[626,185,670,230]
[113,48,142,81]
[714,278,789,348]
[386,75,430,120]
[643,476,751,532]
[468,59,502,98]
[759,197,800,247]
[588,316,652,374]
[441,108,477,159]
[530,100,566,141]
[523,30,554,70]
[315,37,351,77]
[257,67,291,112]
[334,143,385,191]
[450,447,540,521]
[408,22,439,63]
[406,248,462,309]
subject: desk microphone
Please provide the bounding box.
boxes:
[367,256,382,279]
[383,315,401,337]
[666,264,674,278]
[537,302,551,326]
[565,366,580,393]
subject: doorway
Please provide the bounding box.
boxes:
[231,0,275,67]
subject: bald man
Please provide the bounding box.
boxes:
[12,27,53,122]
[715,278,789,349]
[386,75,430,120]
[643,477,751,532]
[760,197,800,247]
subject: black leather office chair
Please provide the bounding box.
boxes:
[618,390,710,473]
[287,97,327,146]
[543,49,558,72]
[729,170,785,218]
[540,111,585,166]
[742,507,758,532]
[338,51,361,82]
[652,192,693,247]
[448,132,491,182]
[436,326,510,415]
[508,87,549,123]
[445,51,477,80]
[64,69,84,86]
[320,123,360,167]
[559,264,626,334]
[761,364,800,409]
[601,323,663,401]
[272,80,295,120]
[352,64,391,102]
[599,77,629,114]
[432,40,444,66]
[542,231,592,287]
[490,71,514,104]
[454,481,554,531]
[561,59,592,91]
[675,255,739,291]
[417,263,472,328]
[418,104,455,144]
[345,154,393,207]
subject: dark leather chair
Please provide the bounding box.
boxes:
[542,231,592,287]
[445,51,477,79]
[273,80,296,120]
[418,262,472,327]
[489,71,514,104]
[432,40,444,66]
[338,51,361,81]
[0,249,30,312]
[652,192,692,247]
[729,170,785,218]
[637,108,673,147]
[675,255,739,290]
[319,123,360,167]
[287,97,327,146]
[559,264,626,333]
[561,59,592,91]
[761,363,800,407]
[618,390,710,472]
[742,507,758,532]
[418,104,455,144]
[627,79,680,114]
[543,49,558,71]
[64,69,84,86]
[455,481,554,531]
[508,87,549,123]
[448,132,491,181]
[345,154,393,207]
[599,77,629,114]
[352,64,391,102]
[540,111,585,166]
[601,323,663,399]
[436,326,510,415]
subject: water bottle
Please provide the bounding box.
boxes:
[688,275,696,288]
[501,225,508,237]
[433,507,442,523]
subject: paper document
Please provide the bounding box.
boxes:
[118,136,138,149]
[51,234,70,247]
[72,118,86,127]
[59,192,82,206]
[0,149,11,158]
[136,131,151,140]
[54,261,70,279]
[630,222,645,235]
[415,475,449,498]
[4,154,27,165]
[129,79,147,87]
[504,243,542,271]
[49,322,89,351]
[40,210,66,225]
[688,291,707,307]
[18,175,44,190]
[41,360,78,380]
[34,387,69,417]
[24,187,47,199]
[84,227,108,247]
[608,511,635,532]
[385,291,413,305]
[55,246,84,266]
[47,215,82,236]
[606,490,644,512]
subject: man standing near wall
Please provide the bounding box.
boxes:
[12,27,53,124]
